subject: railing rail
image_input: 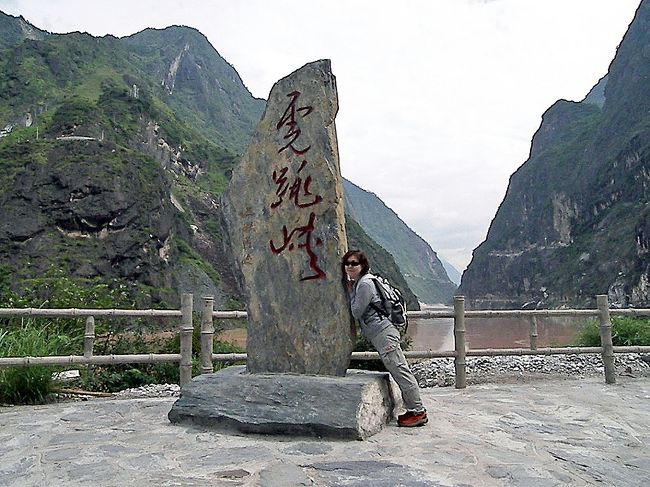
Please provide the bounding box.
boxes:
[0,354,182,367]
[0,308,182,317]
[0,293,193,386]
[408,308,650,319]
[199,294,650,388]
[2,294,650,389]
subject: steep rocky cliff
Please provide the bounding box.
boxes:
[122,26,264,154]
[459,0,650,309]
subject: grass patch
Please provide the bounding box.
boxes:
[0,319,245,402]
[0,321,80,404]
[574,316,650,347]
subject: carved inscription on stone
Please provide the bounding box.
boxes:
[222,60,354,375]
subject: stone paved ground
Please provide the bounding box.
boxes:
[1,376,649,486]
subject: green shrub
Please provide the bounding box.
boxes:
[0,322,80,404]
[80,326,244,393]
[574,316,650,347]
[83,363,179,393]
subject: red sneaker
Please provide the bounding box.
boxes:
[397,410,415,422]
[398,410,428,427]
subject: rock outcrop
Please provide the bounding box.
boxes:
[222,60,354,375]
[168,366,399,440]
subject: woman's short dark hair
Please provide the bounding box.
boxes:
[341,250,370,280]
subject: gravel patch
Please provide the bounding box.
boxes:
[44,383,180,404]
[110,383,180,399]
[411,352,650,387]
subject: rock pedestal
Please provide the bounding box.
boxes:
[168,366,402,440]
[221,59,353,376]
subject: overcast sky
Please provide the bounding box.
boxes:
[0,0,641,273]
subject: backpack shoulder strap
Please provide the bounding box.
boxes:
[369,301,388,318]
[368,277,389,317]
[369,276,384,301]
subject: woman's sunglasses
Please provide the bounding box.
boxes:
[344,261,361,267]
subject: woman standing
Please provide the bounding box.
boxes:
[342,249,428,427]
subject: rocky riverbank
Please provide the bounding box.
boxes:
[411,352,650,387]
[95,353,650,400]
[20,352,648,405]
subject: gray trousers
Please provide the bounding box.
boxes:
[369,325,424,412]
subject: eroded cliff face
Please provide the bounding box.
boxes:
[0,139,179,297]
[122,26,265,154]
[0,21,259,307]
[459,1,650,309]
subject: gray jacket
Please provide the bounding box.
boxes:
[349,273,393,340]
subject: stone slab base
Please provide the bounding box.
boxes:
[168,366,401,440]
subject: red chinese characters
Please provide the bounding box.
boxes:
[276,91,313,155]
[269,212,325,281]
[270,164,323,209]
[269,91,326,281]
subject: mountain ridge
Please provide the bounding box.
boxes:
[343,178,456,305]
[0,13,422,310]
[0,10,48,50]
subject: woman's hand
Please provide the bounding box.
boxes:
[346,276,355,292]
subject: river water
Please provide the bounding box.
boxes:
[216,315,591,352]
[407,315,590,352]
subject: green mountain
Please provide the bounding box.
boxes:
[343,179,456,304]
[0,11,417,309]
[122,27,265,154]
[0,11,47,50]
[459,0,650,309]
[0,17,252,307]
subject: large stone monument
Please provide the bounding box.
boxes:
[169,60,400,439]
[221,59,354,375]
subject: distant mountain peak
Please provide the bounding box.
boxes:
[582,74,608,108]
[0,10,48,49]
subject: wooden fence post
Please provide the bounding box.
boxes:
[529,316,538,350]
[83,316,95,358]
[180,293,194,387]
[597,294,616,384]
[200,296,215,375]
[454,295,467,389]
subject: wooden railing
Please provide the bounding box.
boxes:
[2,294,649,389]
[0,294,194,386]
[199,295,650,388]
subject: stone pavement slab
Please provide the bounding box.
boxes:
[1,377,649,486]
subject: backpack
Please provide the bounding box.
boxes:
[368,274,409,335]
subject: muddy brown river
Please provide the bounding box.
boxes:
[406,315,588,352]
[216,315,591,352]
